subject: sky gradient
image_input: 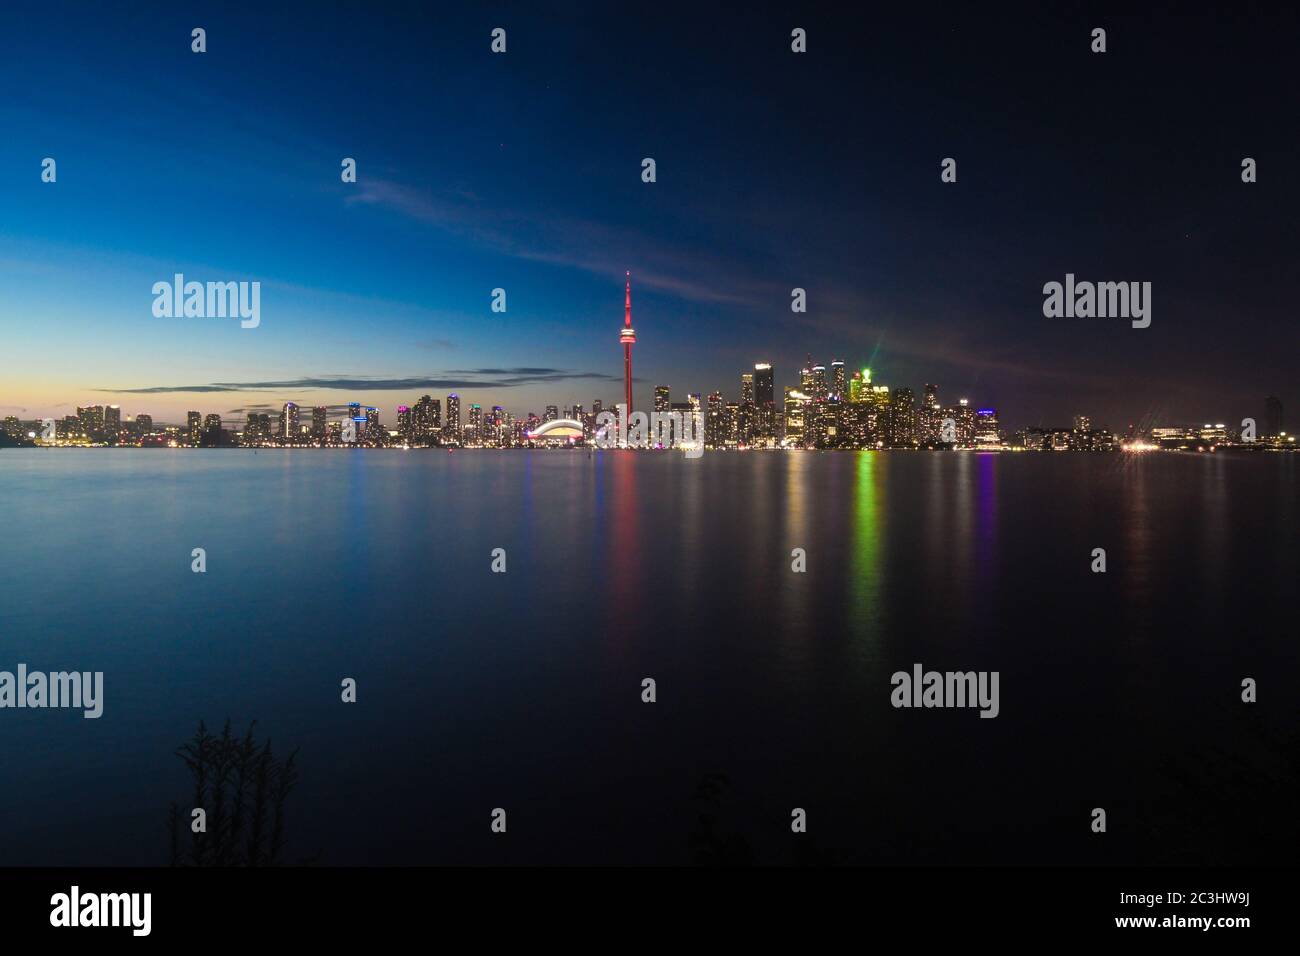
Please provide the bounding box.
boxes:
[2,3,1297,431]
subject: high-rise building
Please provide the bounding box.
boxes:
[397,405,412,442]
[783,387,810,447]
[135,414,153,436]
[312,406,328,439]
[810,365,827,401]
[77,405,105,441]
[544,405,558,423]
[705,391,725,448]
[468,403,483,445]
[445,394,461,444]
[201,414,223,447]
[890,388,916,447]
[280,402,299,441]
[104,405,121,439]
[413,394,440,443]
[753,363,775,446]
[975,408,1001,446]
[654,386,670,414]
[830,361,846,400]
[187,410,203,445]
[740,373,754,406]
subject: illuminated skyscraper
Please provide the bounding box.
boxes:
[705,391,724,449]
[783,387,810,447]
[187,410,203,444]
[468,403,482,445]
[975,408,1001,446]
[312,406,328,439]
[397,405,412,442]
[654,385,670,414]
[445,394,461,444]
[281,402,300,441]
[831,361,846,400]
[753,363,775,446]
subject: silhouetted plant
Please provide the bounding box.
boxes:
[168,720,300,866]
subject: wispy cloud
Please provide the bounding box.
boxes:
[348,179,765,306]
[99,369,620,395]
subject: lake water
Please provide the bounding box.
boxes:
[1,448,1296,865]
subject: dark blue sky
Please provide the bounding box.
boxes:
[2,2,1297,430]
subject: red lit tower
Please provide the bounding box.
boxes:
[620,272,636,415]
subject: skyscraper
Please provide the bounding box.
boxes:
[445,394,461,444]
[654,386,670,414]
[705,391,724,448]
[620,273,636,414]
[187,410,203,445]
[312,406,328,439]
[831,361,846,400]
[280,402,299,440]
[468,403,482,445]
[753,363,775,446]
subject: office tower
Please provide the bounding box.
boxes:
[888,389,916,447]
[279,402,299,441]
[326,421,342,443]
[810,365,827,400]
[468,403,482,444]
[975,408,1001,446]
[849,369,871,404]
[620,273,636,414]
[783,387,810,448]
[800,356,816,394]
[654,386,670,414]
[705,391,724,449]
[135,414,153,436]
[592,399,603,417]
[445,394,461,444]
[490,406,505,447]
[397,405,412,442]
[1265,395,1283,437]
[187,410,203,445]
[104,405,121,439]
[724,402,740,446]
[77,405,105,441]
[740,372,754,406]
[544,405,559,423]
[200,414,222,447]
[753,363,775,446]
[868,385,891,445]
[348,402,361,425]
[413,394,439,443]
[831,361,846,400]
[312,406,328,439]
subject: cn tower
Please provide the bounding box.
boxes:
[620,272,636,415]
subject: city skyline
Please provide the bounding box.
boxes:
[3,7,1297,430]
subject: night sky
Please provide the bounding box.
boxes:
[2,2,1297,430]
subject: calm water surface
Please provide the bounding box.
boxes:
[1,449,1296,865]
